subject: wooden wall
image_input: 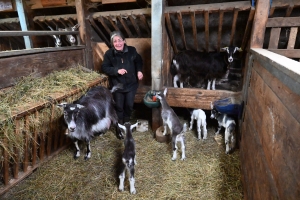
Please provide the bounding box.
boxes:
[0,47,85,89]
[240,48,300,199]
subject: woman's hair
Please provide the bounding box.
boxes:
[110,31,125,45]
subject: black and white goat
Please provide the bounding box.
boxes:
[155,88,188,161]
[170,46,242,90]
[118,122,138,194]
[189,109,207,140]
[48,25,62,47]
[57,85,123,160]
[210,103,236,154]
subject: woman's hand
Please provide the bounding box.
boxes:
[137,71,143,80]
[118,69,127,75]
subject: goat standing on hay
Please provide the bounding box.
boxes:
[189,109,207,140]
[155,88,187,161]
[118,122,138,194]
[57,85,123,160]
[210,103,236,154]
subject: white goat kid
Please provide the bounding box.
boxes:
[210,103,236,154]
[189,109,207,140]
[155,88,188,161]
[118,122,138,194]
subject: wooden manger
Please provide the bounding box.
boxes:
[0,70,108,195]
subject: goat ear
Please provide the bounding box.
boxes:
[236,47,243,52]
[118,123,126,131]
[210,102,214,109]
[163,88,168,96]
[57,103,67,108]
[131,122,139,130]
[220,47,228,52]
[76,104,85,109]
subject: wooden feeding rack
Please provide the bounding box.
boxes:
[0,76,108,195]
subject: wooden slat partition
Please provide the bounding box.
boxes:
[265,16,300,60]
[190,11,198,51]
[204,10,209,52]
[217,10,224,51]
[241,7,255,51]
[230,9,238,46]
[165,12,178,54]
[177,11,187,50]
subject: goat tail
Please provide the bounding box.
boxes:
[110,83,123,93]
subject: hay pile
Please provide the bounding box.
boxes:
[1,119,243,200]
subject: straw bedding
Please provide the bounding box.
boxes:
[1,115,243,199]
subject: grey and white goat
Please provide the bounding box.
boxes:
[189,109,207,140]
[58,24,80,46]
[155,88,187,161]
[48,25,61,47]
[210,103,236,154]
[118,122,138,194]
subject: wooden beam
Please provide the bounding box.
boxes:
[250,0,270,48]
[204,10,209,52]
[177,11,187,50]
[287,27,298,49]
[128,15,142,37]
[105,16,120,32]
[92,8,151,18]
[190,10,198,50]
[217,10,224,51]
[16,0,32,49]
[75,0,93,69]
[88,16,110,47]
[165,13,178,54]
[285,5,294,17]
[117,15,133,37]
[140,14,151,36]
[230,9,239,46]
[165,1,251,14]
[241,7,255,51]
[268,28,281,49]
[97,16,111,34]
[266,17,300,27]
[267,49,300,58]
[102,0,136,4]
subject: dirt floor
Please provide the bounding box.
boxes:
[1,106,243,200]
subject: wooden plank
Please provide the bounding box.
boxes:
[250,0,270,48]
[241,7,255,51]
[204,10,209,52]
[106,16,120,32]
[177,11,187,49]
[267,49,300,58]
[23,115,29,173]
[287,27,298,49]
[97,16,111,34]
[117,15,133,37]
[13,119,20,179]
[230,9,239,46]
[88,16,110,47]
[0,49,84,89]
[3,137,9,185]
[164,88,241,110]
[41,0,66,7]
[16,0,32,49]
[128,15,142,37]
[268,28,281,49]
[165,1,251,14]
[217,10,224,51]
[32,111,38,166]
[102,0,136,4]
[165,13,178,54]
[285,5,294,17]
[190,11,198,50]
[266,17,300,27]
[92,8,151,19]
[249,64,300,199]
[140,14,151,36]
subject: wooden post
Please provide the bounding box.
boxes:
[249,0,270,48]
[151,0,165,133]
[75,0,93,69]
[16,0,32,49]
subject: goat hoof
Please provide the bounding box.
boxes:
[130,189,136,194]
[84,156,90,160]
[119,188,124,192]
[73,155,80,160]
[171,157,176,161]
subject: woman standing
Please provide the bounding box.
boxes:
[102,31,143,124]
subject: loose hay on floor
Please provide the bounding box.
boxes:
[1,124,243,200]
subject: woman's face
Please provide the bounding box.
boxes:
[112,35,125,51]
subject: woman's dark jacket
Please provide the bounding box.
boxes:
[102,45,143,92]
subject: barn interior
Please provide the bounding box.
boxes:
[0,0,300,199]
